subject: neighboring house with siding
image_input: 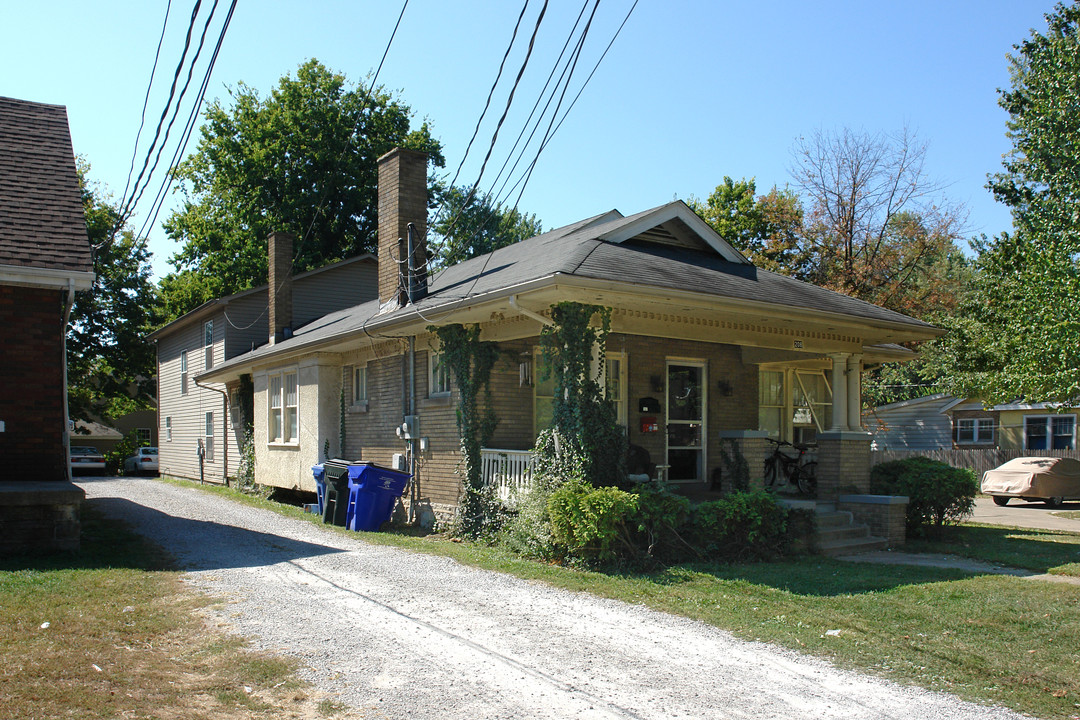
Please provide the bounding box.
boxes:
[0,96,95,552]
[865,394,955,450]
[149,255,378,483]
[195,148,942,526]
[868,396,1079,452]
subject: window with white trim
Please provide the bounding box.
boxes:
[533,347,554,439]
[429,351,450,396]
[1025,414,1075,450]
[165,416,172,442]
[268,371,299,444]
[204,321,214,369]
[352,365,368,404]
[136,427,151,446]
[180,350,188,395]
[605,352,628,427]
[204,412,214,461]
[956,418,994,444]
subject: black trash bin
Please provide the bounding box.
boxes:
[321,459,354,526]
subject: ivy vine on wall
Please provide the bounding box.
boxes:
[431,323,500,538]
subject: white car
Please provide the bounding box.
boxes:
[70,446,106,474]
[124,447,159,476]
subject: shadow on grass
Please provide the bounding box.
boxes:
[629,557,981,598]
[0,498,346,574]
[905,523,1080,574]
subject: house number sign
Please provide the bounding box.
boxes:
[793,340,803,349]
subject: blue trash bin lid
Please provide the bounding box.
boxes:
[347,462,412,494]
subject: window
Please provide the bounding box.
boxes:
[956,418,994,444]
[204,412,214,461]
[758,370,784,439]
[352,365,368,404]
[204,321,214,369]
[429,351,451,396]
[165,416,172,442]
[180,350,188,395]
[533,348,554,439]
[605,352,628,427]
[135,427,151,446]
[1025,415,1075,450]
[268,371,299,444]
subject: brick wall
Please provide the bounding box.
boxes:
[838,494,908,547]
[816,433,873,499]
[0,285,67,481]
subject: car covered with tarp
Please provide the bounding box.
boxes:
[981,456,1080,507]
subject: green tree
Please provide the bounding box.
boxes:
[960,3,1080,403]
[688,177,809,277]
[69,164,157,421]
[429,184,543,267]
[160,59,444,320]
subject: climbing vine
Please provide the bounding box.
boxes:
[533,302,626,489]
[431,323,501,538]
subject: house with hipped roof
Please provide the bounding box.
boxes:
[182,148,941,540]
[0,96,95,553]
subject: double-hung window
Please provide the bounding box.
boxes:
[204,412,214,461]
[180,350,188,395]
[203,321,214,369]
[353,365,368,404]
[1025,415,1076,450]
[605,352,628,427]
[268,371,299,444]
[429,351,451,396]
[956,418,994,444]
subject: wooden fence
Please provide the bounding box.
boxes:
[870,448,1080,478]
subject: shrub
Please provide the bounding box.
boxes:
[688,490,790,561]
[547,480,639,564]
[629,483,693,563]
[106,432,140,475]
[870,457,978,537]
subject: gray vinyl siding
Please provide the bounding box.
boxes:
[866,396,954,451]
[293,260,377,327]
[157,311,231,482]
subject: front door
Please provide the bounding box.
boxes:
[666,361,706,482]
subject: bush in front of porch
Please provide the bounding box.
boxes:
[870,456,977,538]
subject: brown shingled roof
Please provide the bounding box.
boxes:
[0,96,91,272]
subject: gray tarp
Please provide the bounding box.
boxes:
[981,456,1080,498]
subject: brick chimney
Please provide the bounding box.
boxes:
[377,148,428,307]
[268,230,294,344]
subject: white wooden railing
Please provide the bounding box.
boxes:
[480,448,535,505]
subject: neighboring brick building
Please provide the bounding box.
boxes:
[0,96,95,553]
[195,147,943,529]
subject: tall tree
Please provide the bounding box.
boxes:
[69,164,157,421]
[161,59,444,320]
[688,177,809,277]
[958,2,1080,404]
[790,127,967,314]
[428,184,543,268]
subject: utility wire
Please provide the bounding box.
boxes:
[113,0,205,237]
[120,0,173,208]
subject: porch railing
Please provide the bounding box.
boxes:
[480,448,535,504]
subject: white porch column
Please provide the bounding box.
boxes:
[847,354,863,431]
[829,353,849,431]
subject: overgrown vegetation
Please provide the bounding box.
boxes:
[432,323,501,539]
[105,431,140,475]
[870,456,978,537]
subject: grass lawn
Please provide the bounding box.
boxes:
[0,504,357,720]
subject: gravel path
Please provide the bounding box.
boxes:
[79,476,1028,720]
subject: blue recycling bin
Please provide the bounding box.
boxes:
[311,464,326,515]
[345,462,412,531]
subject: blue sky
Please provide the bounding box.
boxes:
[2,1,1060,278]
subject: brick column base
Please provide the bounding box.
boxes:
[717,431,771,493]
[815,431,873,500]
[839,494,909,547]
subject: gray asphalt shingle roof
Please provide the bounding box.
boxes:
[201,201,935,377]
[0,96,91,273]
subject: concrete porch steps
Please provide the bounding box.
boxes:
[816,508,888,556]
[780,500,889,556]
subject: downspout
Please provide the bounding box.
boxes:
[62,278,75,483]
[508,295,554,327]
[195,378,229,486]
[408,335,417,524]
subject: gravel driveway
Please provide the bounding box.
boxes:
[79,476,1026,720]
